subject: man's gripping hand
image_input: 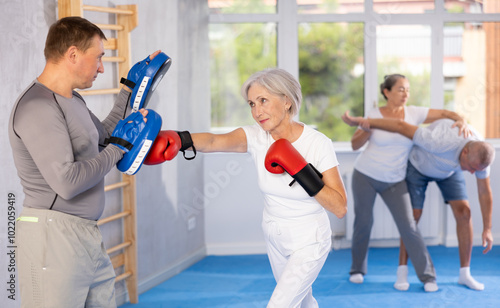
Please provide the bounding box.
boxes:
[144,131,197,165]
[265,139,324,196]
[108,109,162,175]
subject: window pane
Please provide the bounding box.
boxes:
[377,25,431,107]
[445,0,500,13]
[298,23,364,141]
[208,0,277,14]
[374,0,434,14]
[444,22,500,138]
[297,0,364,14]
[210,23,277,127]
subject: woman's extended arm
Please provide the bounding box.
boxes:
[191,127,247,153]
[342,111,417,140]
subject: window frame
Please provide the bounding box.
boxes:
[209,0,500,141]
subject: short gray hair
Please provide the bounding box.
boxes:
[468,141,495,168]
[241,68,302,117]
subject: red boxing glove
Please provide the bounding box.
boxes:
[144,130,181,165]
[144,130,197,165]
[265,139,324,196]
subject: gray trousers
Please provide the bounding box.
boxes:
[16,208,117,308]
[349,169,436,283]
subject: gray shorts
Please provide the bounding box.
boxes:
[406,161,468,210]
[16,207,116,308]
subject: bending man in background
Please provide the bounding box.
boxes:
[342,112,495,291]
[346,74,470,292]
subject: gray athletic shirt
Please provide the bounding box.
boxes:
[9,81,129,220]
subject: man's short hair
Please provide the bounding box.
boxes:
[44,16,106,62]
[468,141,495,169]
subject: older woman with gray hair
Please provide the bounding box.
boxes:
[150,68,348,307]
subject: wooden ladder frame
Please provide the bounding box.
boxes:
[58,0,139,304]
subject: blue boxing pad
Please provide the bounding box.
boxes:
[108,109,162,175]
[121,52,172,111]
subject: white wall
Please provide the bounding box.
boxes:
[204,143,500,254]
[1,1,54,307]
[203,153,266,255]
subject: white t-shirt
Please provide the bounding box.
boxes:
[242,123,339,221]
[410,118,490,179]
[354,106,429,183]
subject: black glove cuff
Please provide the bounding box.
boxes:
[177,131,197,160]
[293,163,324,197]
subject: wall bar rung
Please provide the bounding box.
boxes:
[103,38,117,50]
[97,210,131,226]
[103,56,126,63]
[107,241,132,255]
[115,271,133,282]
[105,180,130,192]
[95,23,124,31]
[77,88,121,96]
[83,5,134,15]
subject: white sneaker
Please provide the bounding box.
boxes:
[349,273,364,284]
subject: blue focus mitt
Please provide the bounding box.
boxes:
[108,109,162,175]
[121,52,172,111]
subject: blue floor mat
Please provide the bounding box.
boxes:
[120,246,500,308]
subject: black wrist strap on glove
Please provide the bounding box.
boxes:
[120,77,136,89]
[177,131,197,160]
[289,163,324,197]
[105,136,134,151]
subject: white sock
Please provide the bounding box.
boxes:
[458,267,484,290]
[349,273,364,284]
[424,281,439,292]
[394,265,409,291]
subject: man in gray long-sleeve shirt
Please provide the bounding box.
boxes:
[8,17,152,307]
[342,112,495,291]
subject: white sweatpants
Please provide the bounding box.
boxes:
[263,211,332,308]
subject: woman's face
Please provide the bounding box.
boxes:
[384,78,410,107]
[247,83,291,132]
